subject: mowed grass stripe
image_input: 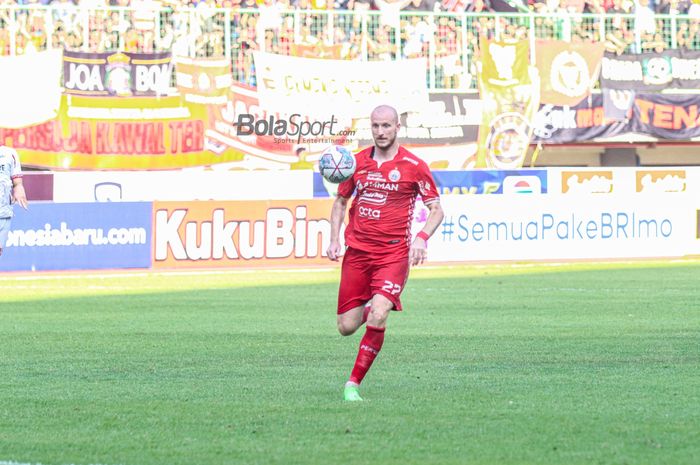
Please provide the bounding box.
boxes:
[1,261,698,465]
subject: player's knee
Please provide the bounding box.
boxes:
[367,306,390,326]
[337,320,357,336]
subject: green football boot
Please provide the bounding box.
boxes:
[343,383,363,402]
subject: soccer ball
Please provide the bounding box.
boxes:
[318,145,356,184]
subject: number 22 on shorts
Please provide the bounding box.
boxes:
[381,280,401,295]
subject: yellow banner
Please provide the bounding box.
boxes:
[477,39,539,169]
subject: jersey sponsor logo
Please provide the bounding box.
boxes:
[366,181,398,191]
[358,206,381,219]
[358,190,388,206]
[418,180,432,196]
[389,169,401,182]
[367,172,386,182]
[401,156,419,166]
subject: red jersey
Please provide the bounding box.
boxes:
[337,146,440,257]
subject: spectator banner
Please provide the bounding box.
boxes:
[534,93,700,143]
[431,169,547,194]
[536,40,604,107]
[477,39,539,169]
[600,50,700,91]
[0,50,62,128]
[253,52,429,118]
[353,92,480,146]
[175,56,232,105]
[63,50,172,97]
[0,202,152,272]
[533,94,628,143]
[630,93,700,140]
[152,200,339,269]
[0,95,247,170]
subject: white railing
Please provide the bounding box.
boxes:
[0,6,693,90]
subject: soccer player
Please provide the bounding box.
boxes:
[327,105,444,401]
[0,146,28,257]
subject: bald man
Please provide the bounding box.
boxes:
[327,105,444,401]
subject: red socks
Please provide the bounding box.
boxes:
[361,304,371,324]
[349,325,385,385]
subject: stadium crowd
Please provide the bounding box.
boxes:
[2,0,700,89]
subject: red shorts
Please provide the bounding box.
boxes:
[337,247,410,314]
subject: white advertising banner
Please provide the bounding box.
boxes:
[417,194,700,262]
[546,167,700,195]
[53,170,313,202]
[253,52,429,118]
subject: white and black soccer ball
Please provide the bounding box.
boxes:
[318,145,356,184]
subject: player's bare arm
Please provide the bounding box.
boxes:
[12,177,28,210]
[327,195,348,261]
[410,201,444,267]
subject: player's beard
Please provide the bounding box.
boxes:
[374,133,396,149]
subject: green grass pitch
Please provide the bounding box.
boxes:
[1,260,699,465]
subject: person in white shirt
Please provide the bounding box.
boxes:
[0,146,28,257]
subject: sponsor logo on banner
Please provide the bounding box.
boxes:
[63,50,172,97]
[562,171,613,194]
[502,175,542,194]
[152,200,339,268]
[636,170,686,193]
[0,202,152,272]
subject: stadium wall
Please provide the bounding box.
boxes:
[2,167,699,272]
